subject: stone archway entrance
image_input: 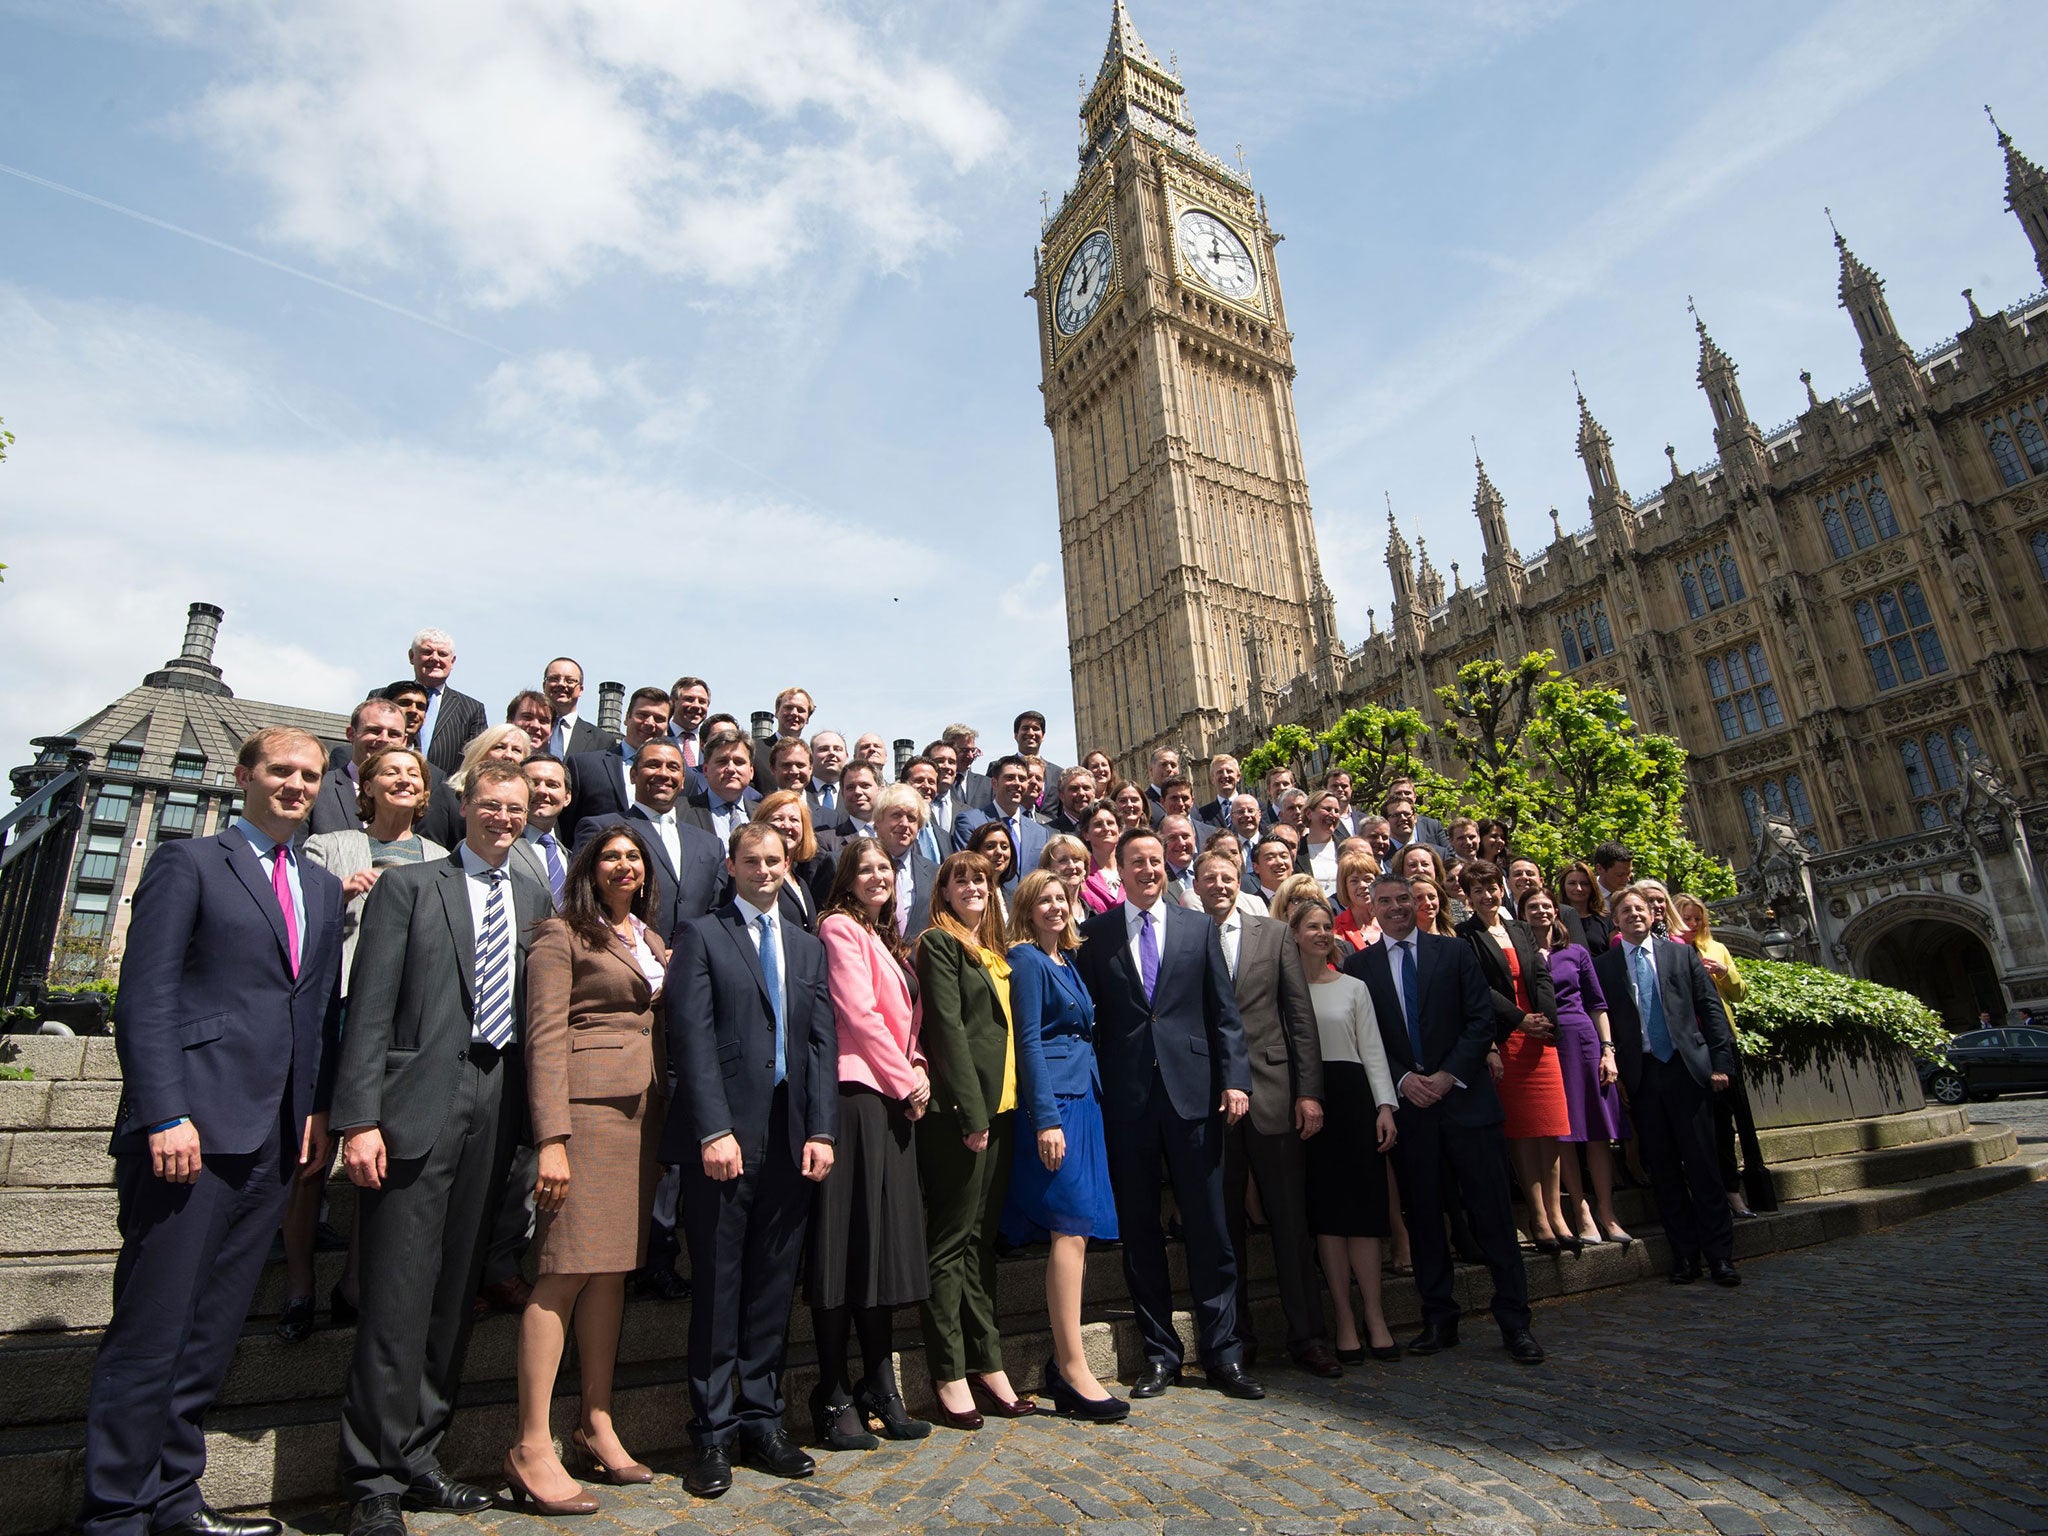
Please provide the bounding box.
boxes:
[1863,920,2003,1032]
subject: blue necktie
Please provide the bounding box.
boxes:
[1398,938,1423,1067]
[1633,944,1674,1062]
[474,870,514,1047]
[820,783,835,814]
[538,832,565,904]
[1139,909,1160,1003]
[757,913,786,1085]
[549,720,567,758]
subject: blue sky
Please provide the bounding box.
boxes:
[1,0,2040,773]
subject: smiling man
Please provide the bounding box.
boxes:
[407,627,487,776]
[540,657,610,759]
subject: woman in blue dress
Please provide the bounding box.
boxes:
[1005,869,1128,1422]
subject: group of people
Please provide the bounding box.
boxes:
[81,628,1761,1536]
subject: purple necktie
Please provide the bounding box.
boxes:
[1139,908,1159,1003]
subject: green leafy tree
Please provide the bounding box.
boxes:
[1317,702,1431,808]
[1239,724,1314,789]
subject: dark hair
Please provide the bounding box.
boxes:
[557,826,658,951]
[769,737,810,768]
[1476,819,1511,849]
[901,754,938,780]
[382,679,427,704]
[670,675,708,695]
[1114,826,1163,865]
[702,727,752,765]
[820,835,910,966]
[522,751,564,772]
[1560,859,1607,916]
[1252,833,1296,864]
[1593,840,1633,870]
[544,656,583,681]
[728,821,786,860]
[1458,857,1504,894]
[1515,886,1568,948]
[1504,852,1543,877]
[700,712,740,746]
[988,753,1029,779]
[505,688,550,722]
[840,759,881,789]
[1160,775,1193,794]
[626,686,672,718]
[1012,710,1046,732]
[966,819,1016,873]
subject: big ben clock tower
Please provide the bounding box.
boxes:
[1036,1,1341,770]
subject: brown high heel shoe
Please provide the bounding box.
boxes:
[969,1375,1038,1418]
[501,1453,599,1516]
[570,1429,653,1486]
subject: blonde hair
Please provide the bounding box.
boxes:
[1267,872,1328,928]
[449,723,530,791]
[1672,891,1713,946]
[1007,869,1080,951]
[1336,851,1381,911]
[752,789,819,863]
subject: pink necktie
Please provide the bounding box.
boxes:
[272,847,301,977]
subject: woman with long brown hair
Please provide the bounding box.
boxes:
[916,851,1031,1429]
[808,838,933,1447]
[504,828,669,1513]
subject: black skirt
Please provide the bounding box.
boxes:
[806,1084,930,1308]
[1303,1061,1390,1238]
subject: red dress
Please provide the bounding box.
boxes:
[1494,936,1571,1139]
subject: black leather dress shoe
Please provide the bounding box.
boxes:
[273,1297,315,1345]
[401,1470,493,1513]
[1129,1361,1181,1398]
[162,1507,284,1536]
[343,1494,405,1536]
[739,1428,815,1479]
[1405,1320,1459,1355]
[1206,1362,1265,1400]
[1502,1329,1546,1365]
[1709,1258,1742,1287]
[1670,1258,1703,1285]
[684,1445,732,1498]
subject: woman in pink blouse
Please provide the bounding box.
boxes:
[808,838,935,1448]
[1077,802,1126,915]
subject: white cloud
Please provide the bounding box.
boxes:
[478,350,709,460]
[131,0,1011,307]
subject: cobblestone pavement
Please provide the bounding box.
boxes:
[1967,1092,2048,1152]
[285,1182,2048,1536]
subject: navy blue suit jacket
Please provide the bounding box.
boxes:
[659,903,837,1168]
[952,802,1051,887]
[112,827,345,1155]
[678,786,763,844]
[1008,941,1099,1130]
[573,809,723,945]
[1341,931,1503,1128]
[1075,900,1249,1123]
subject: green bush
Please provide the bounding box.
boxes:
[1730,959,1948,1070]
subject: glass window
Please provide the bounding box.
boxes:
[1560,626,1581,670]
[1988,428,2026,486]
[106,745,143,773]
[1786,774,1813,826]
[70,890,110,938]
[1721,554,1746,602]
[1822,501,1851,560]
[1954,725,1979,762]
[2034,530,2048,582]
[170,752,205,783]
[1845,495,1876,549]
[1682,572,1704,618]
[1593,612,1614,653]
[1868,481,1900,538]
[1854,601,1882,646]
[1700,562,1725,607]
[1706,659,1728,697]
[1707,645,1780,738]
[1762,780,1787,818]
[1927,733,1960,791]
[91,783,135,825]
[2022,417,2048,476]
[1900,741,1930,797]
[1742,786,1762,837]
[159,792,200,834]
[1861,585,1944,690]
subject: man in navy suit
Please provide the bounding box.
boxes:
[662,823,837,1497]
[683,729,763,846]
[573,740,724,943]
[561,686,678,846]
[1074,828,1263,1402]
[1193,754,1242,840]
[1382,778,1448,854]
[1595,888,1741,1287]
[308,697,412,836]
[1341,874,1542,1364]
[951,755,1050,884]
[1011,709,1062,811]
[540,656,613,760]
[82,728,344,1536]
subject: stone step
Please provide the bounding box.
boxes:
[0,1080,122,1134]
[0,1131,118,1189]
[1753,1103,1966,1162]
[1767,1124,2018,1201]
[0,1038,120,1085]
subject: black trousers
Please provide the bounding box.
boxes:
[1105,1075,1240,1371]
[81,1117,294,1536]
[1222,1121,1322,1350]
[1634,1053,1734,1265]
[339,1048,515,1501]
[1389,1104,1530,1336]
[678,1087,810,1448]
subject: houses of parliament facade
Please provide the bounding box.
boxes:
[1034,4,2048,1022]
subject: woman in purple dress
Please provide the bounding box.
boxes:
[1519,888,1632,1246]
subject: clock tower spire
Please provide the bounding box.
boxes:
[1036,1,1337,769]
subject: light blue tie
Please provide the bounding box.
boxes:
[820,783,836,814]
[1633,944,1674,1062]
[757,913,787,1085]
[474,870,514,1047]
[549,720,567,758]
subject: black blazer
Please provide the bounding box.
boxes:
[659,902,836,1167]
[1341,932,1502,1128]
[112,828,344,1154]
[561,748,632,848]
[416,776,465,850]
[573,809,724,945]
[330,851,552,1159]
[422,687,489,776]
[557,716,613,759]
[679,786,763,843]
[1593,937,1738,1094]
[1074,901,1249,1123]
[1454,913,1560,1043]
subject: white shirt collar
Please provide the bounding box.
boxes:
[1382,929,1417,953]
[634,801,677,828]
[734,894,775,927]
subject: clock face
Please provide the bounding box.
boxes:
[1054,230,1114,336]
[1177,208,1258,301]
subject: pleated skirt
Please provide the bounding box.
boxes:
[806,1084,930,1309]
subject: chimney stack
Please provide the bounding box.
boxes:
[143,601,232,696]
[181,602,224,664]
[597,682,625,736]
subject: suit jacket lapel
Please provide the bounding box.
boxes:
[438,856,477,1001]
[1103,911,1148,1014]
[220,827,294,976]
[626,809,680,885]
[720,905,773,1009]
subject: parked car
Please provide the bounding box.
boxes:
[1919,1029,2048,1105]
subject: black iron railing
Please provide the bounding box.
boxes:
[1,736,93,1011]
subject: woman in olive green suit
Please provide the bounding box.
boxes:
[915,850,1033,1430]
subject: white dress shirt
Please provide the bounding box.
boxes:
[630,801,682,873]
[1216,907,1243,979]
[1124,895,1170,983]
[459,841,518,1044]
[548,710,582,759]
[734,894,786,1019]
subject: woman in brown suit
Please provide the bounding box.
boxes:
[503,830,668,1514]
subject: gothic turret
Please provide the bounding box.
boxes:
[1694,307,1769,502]
[1576,380,1635,555]
[1991,106,2048,285]
[1385,509,1425,649]
[1833,214,1924,421]
[1079,1,1199,177]
[1415,538,1445,611]
[1472,448,1524,605]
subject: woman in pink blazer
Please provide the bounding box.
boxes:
[807,836,935,1448]
[1077,802,1125,915]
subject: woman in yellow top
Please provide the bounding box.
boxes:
[914,851,1033,1430]
[1672,892,1772,1221]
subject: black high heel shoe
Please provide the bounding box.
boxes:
[329,1283,358,1326]
[1560,1233,1585,1256]
[1333,1346,1365,1366]
[854,1385,931,1441]
[1041,1358,1128,1423]
[809,1387,879,1451]
[1531,1236,1562,1257]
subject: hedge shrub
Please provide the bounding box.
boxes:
[1729,959,1948,1070]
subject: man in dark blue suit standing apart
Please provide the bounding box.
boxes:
[1075,828,1263,1402]
[662,822,838,1498]
[82,728,345,1536]
[1341,873,1543,1364]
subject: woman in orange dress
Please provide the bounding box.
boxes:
[1455,859,1572,1254]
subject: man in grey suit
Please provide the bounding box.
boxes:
[540,657,613,760]
[407,628,488,777]
[331,763,552,1536]
[308,698,411,836]
[1194,852,1335,1378]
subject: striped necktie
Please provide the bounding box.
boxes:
[474,870,515,1047]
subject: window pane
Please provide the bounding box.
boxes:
[1855,601,1882,646]
[1927,733,1958,790]
[1758,684,1783,728]
[1901,582,1933,627]
[1706,659,1728,697]
[1717,701,1741,741]
[171,754,205,782]
[1594,612,1614,653]
[2019,417,2048,476]
[1823,506,1851,559]
[1762,781,1787,816]
[1868,482,1899,538]
[92,787,134,823]
[1722,554,1746,601]
[1726,650,1752,690]
[73,891,111,914]
[1736,693,1762,733]
[1701,563,1726,608]
[1683,573,1704,617]
[1891,637,1922,683]
[107,747,142,773]
[1846,496,1876,548]
[1578,621,1595,658]
[1561,628,1580,669]
[1746,642,1770,682]
[1786,774,1813,825]
[1954,725,1979,762]
[1867,644,1898,690]
[1987,427,2026,486]
[2034,530,2048,581]
[1918,631,1948,675]
[1742,787,1762,837]
[1878,591,1907,635]
[1919,803,1946,829]
[77,853,120,882]
[1901,742,1929,795]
